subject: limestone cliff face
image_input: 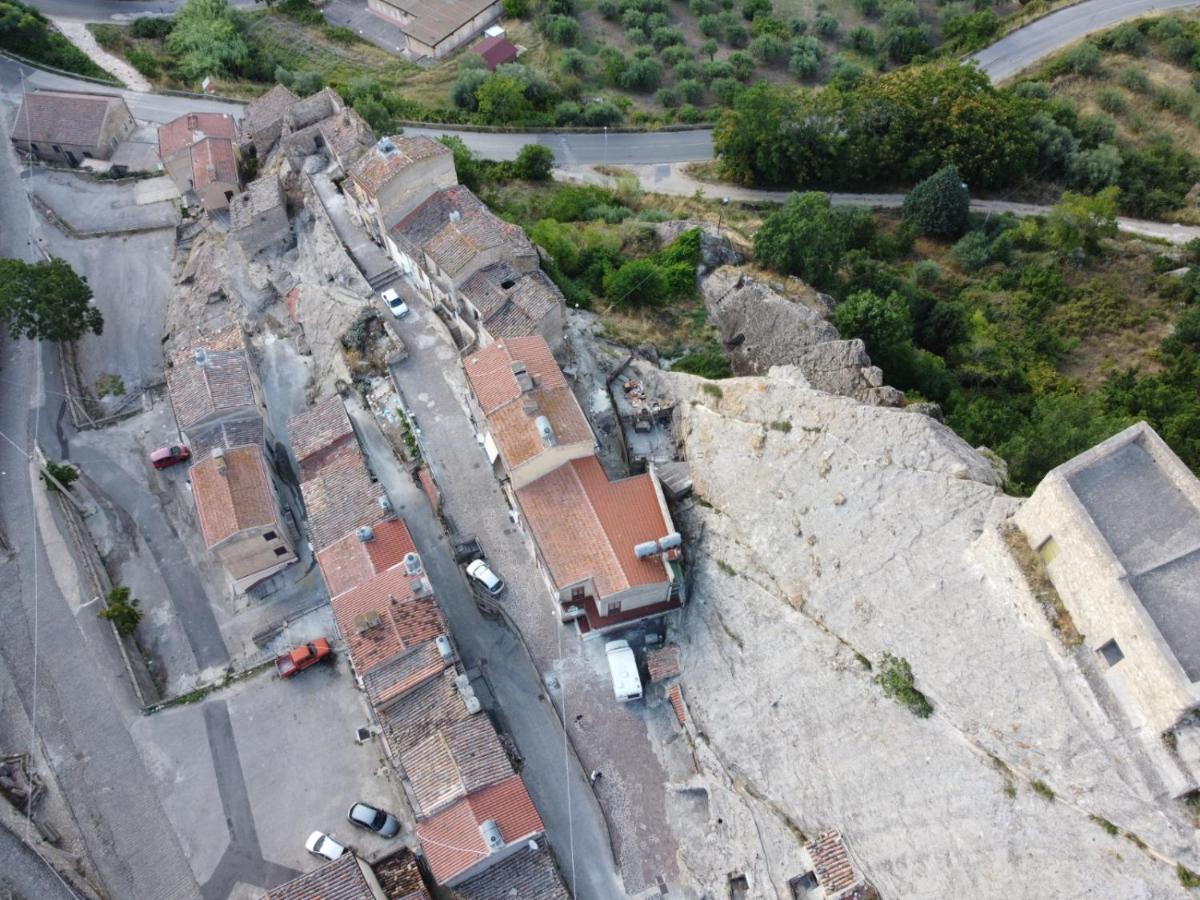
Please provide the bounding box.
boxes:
[643,364,1197,899]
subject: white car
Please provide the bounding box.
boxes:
[305,831,346,861]
[381,288,409,319]
[466,559,504,596]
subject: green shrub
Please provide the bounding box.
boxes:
[874,653,933,718]
[42,460,78,493]
[90,24,124,50]
[502,0,530,16]
[0,0,112,79]
[902,164,969,238]
[545,14,581,45]
[127,47,161,78]
[813,11,839,37]
[881,24,930,63]
[604,258,667,306]
[131,15,172,38]
[1031,780,1055,801]
[1180,865,1200,888]
[1062,41,1101,75]
[1096,87,1127,114]
[1117,65,1149,92]
[674,345,733,378]
[514,144,555,180]
[750,33,787,63]
[1100,21,1146,54]
[99,586,142,637]
[828,55,865,89]
[847,25,876,54]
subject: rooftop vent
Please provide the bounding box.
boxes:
[357,525,375,543]
[410,577,431,597]
[657,532,683,552]
[211,446,227,475]
[436,634,453,662]
[448,209,461,224]
[194,348,208,365]
[377,137,396,156]
[534,415,556,448]
[511,361,534,393]
[378,495,394,516]
[479,820,504,852]
[403,552,423,576]
[634,540,659,559]
[355,611,383,634]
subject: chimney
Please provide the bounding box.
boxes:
[511,361,533,393]
[449,209,461,224]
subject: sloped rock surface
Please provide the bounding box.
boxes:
[701,267,902,406]
[642,363,1198,899]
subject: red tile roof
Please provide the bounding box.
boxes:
[362,641,447,707]
[806,831,860,895]
[158,112,238,159]
[666,683,687,726]
[515,456,672,600]
[190,445,280,548]
[646,645,681,682]
[296,442,388,552]
[316,517,416,597]
[464,337,592,472]
[331,565,444,676]
[288,395,356,470]
[263,853,374,900]
[348,135,451,195]
[415,775,544,885]
[473,35,518,70]
[190,136,238,191]
[402,715,513,817]
[370,848,431,900]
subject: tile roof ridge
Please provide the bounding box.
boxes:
[567,459,630,592]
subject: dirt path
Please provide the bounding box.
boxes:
[52,20,149,91]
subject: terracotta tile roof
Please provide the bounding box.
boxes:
[377,669,471,759]
[167,327,256,431]
[473,35,519,70]
[242,84,299,138]
[391,186,534,282]
[461,265,564,341]
[158,112,238,159]
[464,337,592,472]
[288,395,356,473]
[402,716,513,817]
[454,843,569,900]
[415,775,544,886]
[806,831,860,895]
[370,848,431,900]
[331,565,444,676]
[191,445,280,548]
[362,640,447,707]
[296,442,388,551]
[515,456,671,599]
[12,90,129,147]
[666,682,687,726]
[646,645,681,682]
[316,517,417,598]
[263,853,374,900]
[190,136,238,191]
[348,135,451,195]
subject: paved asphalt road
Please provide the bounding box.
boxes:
[972,0,1200,81]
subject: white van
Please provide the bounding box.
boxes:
[605,640,643,702]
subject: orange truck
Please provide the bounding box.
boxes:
[275,638,332,678]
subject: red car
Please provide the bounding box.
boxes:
[150,445,191,469]
[275,638,332,678]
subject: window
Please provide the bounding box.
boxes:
[1097,639,1124,667]
[263,531,278,541]
[571,585,585,602]
[609,601,622,615]
[273,546,289,557]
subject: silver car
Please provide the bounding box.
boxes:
[347,802,400,838]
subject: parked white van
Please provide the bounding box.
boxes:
[605,640,642,702]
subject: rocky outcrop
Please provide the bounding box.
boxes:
[653,219,743,273]
[641,362,1198,899]
[700,267,903,406]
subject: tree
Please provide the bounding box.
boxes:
[41,460,79,493]
[700,37,719,59]
[166,0,250,81]
[514,144,555,180]
[753,191,849,289]
[902,164,969,238]
[99,586,142,637]
[604,258,666,306]
[438,136,482,192]
[544,14,580,45]
[476,74,533,121]
[501,0,529,16]
[0,257,102,342]
[452,68,489,109]
[833,289,913,371]
[1045,187,1119,256]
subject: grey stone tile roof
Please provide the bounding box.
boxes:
[377,668,470,759]
[453,842,570,900]
[229,174,285,231]
[12,90,128,147]
[263,853,375,900]
[401,714,513,816]
[166,327,257,431]
[242,84,299,138]
[461,265,563,340]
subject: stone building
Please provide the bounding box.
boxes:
[158,111,240,211]
[464,337,595,491]
[10,90,135,167]
[366,0,501,58]
[239,83,299,159]
[1016,423,1200,757]
[345,136,457,240]
[229,174,289,257]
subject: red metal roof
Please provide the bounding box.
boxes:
[473,36,518,70]
[415,775,544,885]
